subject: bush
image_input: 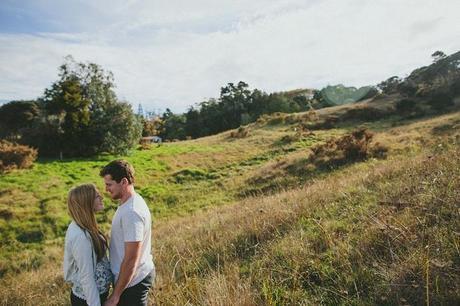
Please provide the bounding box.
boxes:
[276,134,300,145]
[173,168,219,183]
[309,128,387,168]
[16,230,44,243]
[395,98,417,114]
[321,115,339,129]
[0,209,13,220]
[284,114,299,124]
[303,115,339,130]
[428,91,454,111]
[305,109,319,121]
[229,126,249,138]
[0,140,37,172]
[266,113,287,125]
[342,106,388,122]
[137,143,152,150]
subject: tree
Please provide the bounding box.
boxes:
[142,116,163,137]
[36,56,141,156]
[159,109,186,140]
[428,90,454,111]
[431,50,447,63]
[88,101,142,155]
[42,76,91,154]
[158,81,311,141]
[377,76,402,95]
[0,100,40,140]
[219,81,252,129]
[185,106,204,138]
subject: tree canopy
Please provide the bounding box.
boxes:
[0,56,142,157]
[0,100,40,140]
[160,82,311,140]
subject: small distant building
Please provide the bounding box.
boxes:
[141,136,162,144]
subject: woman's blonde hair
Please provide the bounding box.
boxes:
[67,183,107,261]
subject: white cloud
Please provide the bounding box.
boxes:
[0,0,459,112]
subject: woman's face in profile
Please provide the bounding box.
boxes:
[94,191,104,212]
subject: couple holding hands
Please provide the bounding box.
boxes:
[64,160,154,306]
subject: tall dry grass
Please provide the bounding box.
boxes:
[3,143,458,305]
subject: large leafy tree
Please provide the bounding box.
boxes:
[159,108,186,140]
[37,56,141,156]
[219,81,252,128]
[42,75,90,153]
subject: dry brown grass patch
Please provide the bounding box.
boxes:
[0,140,37,172]
[309,128,388,168]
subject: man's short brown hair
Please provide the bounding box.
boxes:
[100,160,135,184]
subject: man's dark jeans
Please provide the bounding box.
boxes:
[70,291,108,306]
[118,271,154,306]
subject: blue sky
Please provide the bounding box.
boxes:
[0,0,459,112]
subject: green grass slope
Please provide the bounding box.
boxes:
[0,100,459,305]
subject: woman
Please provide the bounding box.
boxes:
[63,184,113,306]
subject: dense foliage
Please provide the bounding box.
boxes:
[159,81,310,140]
[136,51,460,140]
[0,100,40,140]
[395,50,460,107]
[0,56,142,157]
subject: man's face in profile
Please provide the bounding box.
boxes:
[103,174,123,200]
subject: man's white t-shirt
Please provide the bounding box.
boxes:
[110,192,154,287]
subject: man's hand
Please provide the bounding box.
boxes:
[104,293,120,306]
[105,241,142,306]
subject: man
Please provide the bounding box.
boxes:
[100,160,155,306]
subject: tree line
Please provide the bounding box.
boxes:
[377,50,460,112]
[2,50,458,158]
[155,81,312,140]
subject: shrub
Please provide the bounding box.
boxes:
[303,115,339,130]
[137,143,152,150]
[266,113,286,125]
[395,98,417,114]
[398,80,418,96]
[173,168,219,183]
[296,110,319,123]
[0,140,37,172]
[309,128,387,168]
[229,126,249,138]
[0,209,13,220]
[276,134,299,145]
[342,106,388,122]
[322,115,339,129]
[16,230,44,243]
[428,91,454,111]
[284,114,299,124]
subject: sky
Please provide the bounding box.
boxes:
[0,0,459,113]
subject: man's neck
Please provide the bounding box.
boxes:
[120,186,135,205]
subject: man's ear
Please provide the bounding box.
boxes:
[121,177,129,186]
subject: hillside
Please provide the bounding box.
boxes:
[1,95,460,304]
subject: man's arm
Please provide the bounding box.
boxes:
[104,241,142,306]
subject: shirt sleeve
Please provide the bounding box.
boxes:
[121,210,145,242]
[72,233,101,306]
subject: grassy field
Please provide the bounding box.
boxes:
[0,100,459,305]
